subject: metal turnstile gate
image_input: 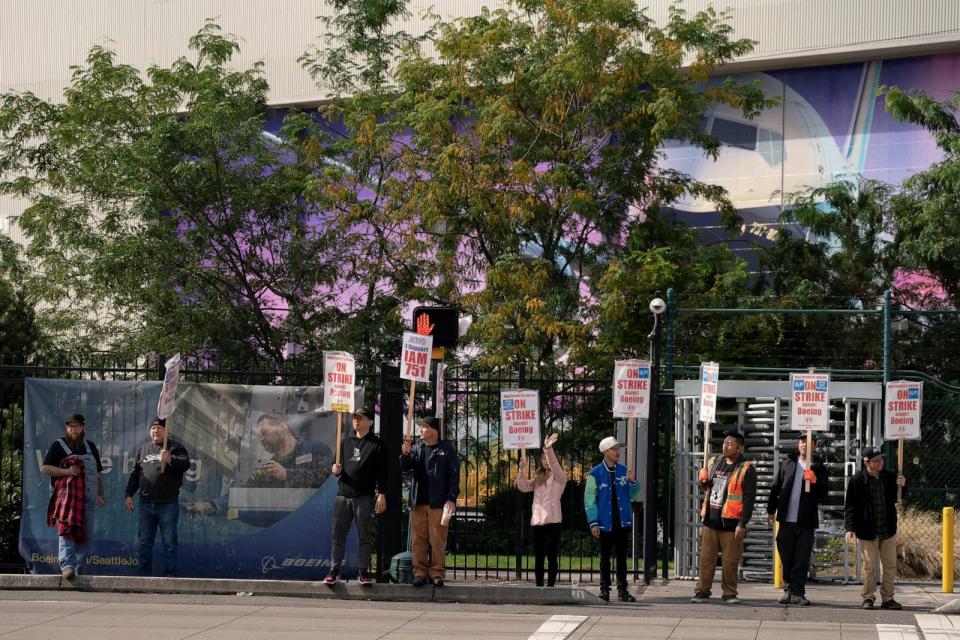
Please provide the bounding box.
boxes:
[673,378,883,582]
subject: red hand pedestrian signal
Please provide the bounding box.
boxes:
[416,313,434,336]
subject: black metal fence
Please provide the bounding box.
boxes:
[4,297,959,584]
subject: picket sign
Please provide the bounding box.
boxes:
[613,359,651,473]
[501,389,541,451]
[157,353,181,473]
[699,362,719,467]
[324,351,356,466]
[885,380,923,501]
[400,331,433,440]
[791,370,830,492]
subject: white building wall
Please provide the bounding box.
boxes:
[645,0,960,71]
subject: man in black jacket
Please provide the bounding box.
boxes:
[766,434,829,606]
[844,446,906,610]
[400,416,460,587]
[125,416,191,576]
[323,407,387,586]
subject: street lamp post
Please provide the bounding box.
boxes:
[644,297,666,584]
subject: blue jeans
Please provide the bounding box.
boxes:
[137,500,179,576]
[58,502,96,574]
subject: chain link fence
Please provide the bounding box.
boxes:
[666,292,960,583]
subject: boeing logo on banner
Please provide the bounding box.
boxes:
[637,367,649,379]
[816,380,828,392]
[908,388,919,400]
[793,380,805,391]
[502,399,514,410]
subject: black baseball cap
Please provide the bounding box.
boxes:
[150,416,166,428]
[65,413,85,425]
[352,407,376,421]
[862,446,884,461]
[418,416,441,431]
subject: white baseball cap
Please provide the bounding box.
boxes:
[598,436,620,453]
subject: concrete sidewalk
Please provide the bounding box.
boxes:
[0,589,957,640]
[1,572,957,624]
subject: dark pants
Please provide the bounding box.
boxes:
[599,526,629,591]
[330,494,374,573]
[777,522,815,596]
[532,523,562,587]
[137,500,179,576]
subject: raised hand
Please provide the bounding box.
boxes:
[416,314,434,336]
[544,433,559,449]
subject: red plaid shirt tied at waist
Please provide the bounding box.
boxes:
[47,456,87,543]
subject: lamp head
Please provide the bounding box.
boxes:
[649,297,667,315]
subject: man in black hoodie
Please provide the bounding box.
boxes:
[844,446,906,610]
[323,407,387,586]
[125,416,191,576]
[766,434,829,606]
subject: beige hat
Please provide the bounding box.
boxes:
[598,436,620,453]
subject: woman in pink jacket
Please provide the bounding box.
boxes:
[517,432,567,586]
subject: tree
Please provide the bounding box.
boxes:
[884,87,960,307]
[0,23,406,366]
[763,177,899,305]
[313,0,775,368]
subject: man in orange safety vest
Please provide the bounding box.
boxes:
[691,430,757,605]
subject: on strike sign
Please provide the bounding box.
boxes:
[790,372,830,431]
[323,351,356,413]
[699,362,719,424]
[501,389,541,450]
[400,331,433,382]
[885,381,922,440]
[612,359,651,419]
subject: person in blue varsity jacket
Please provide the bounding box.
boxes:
[584,436,640,602]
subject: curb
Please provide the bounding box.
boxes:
[0,574,605,605]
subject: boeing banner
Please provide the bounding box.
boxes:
[20,378,365,579]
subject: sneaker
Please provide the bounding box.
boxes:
[790,594,811,606]
[357,570,373,586]
[322,570,339,585]
[862,598,875,609]
[881,599,903,610]
[434,578,444,587]
[599,588,610,602]
[722,595,741,604]
[778,591,792,605]
[412,575,428,587]
[618,590,636,603]
[690,592,710,603]
[61,566,76,581]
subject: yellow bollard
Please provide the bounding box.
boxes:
[774,521,783,589]
[944,507,955,593]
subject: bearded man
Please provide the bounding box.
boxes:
[40,413,105,580]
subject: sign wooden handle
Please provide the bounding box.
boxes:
[626,417,635,472]
[335,412,342,466]
[703,422,711,468]
[160,430,169,473]
[405,380,416,440]
[804,429,812,492]
[898,437,904,501]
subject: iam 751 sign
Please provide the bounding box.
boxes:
[400,331,433,383]
[790,372,831,431]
